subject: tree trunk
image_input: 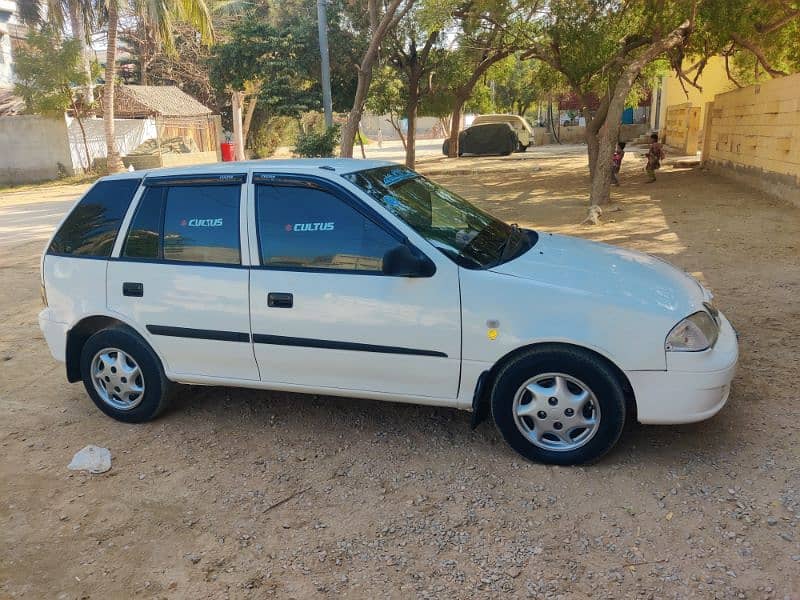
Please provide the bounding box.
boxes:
[404,87,418,168]
[242,95,257,149]
[103,0,123,174]
[340,0,410,157]
[71,97,91,171]
[447,96,465,158]
[67,0,93,103]
[583,93,609,176]
[388,116,406,149]
[341,63,373,158]
[587,19,693,212]
[231,91,246,161]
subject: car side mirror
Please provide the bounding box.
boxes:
[382,244,436,278]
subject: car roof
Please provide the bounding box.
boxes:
[101,158,399,181]
[474,114,524,122]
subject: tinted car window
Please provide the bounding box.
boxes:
[123,187,164,259]
[256,184,398,272]
[162,185,241,264]
[48,178,141,257]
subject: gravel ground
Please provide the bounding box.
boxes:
[1,148,799,599]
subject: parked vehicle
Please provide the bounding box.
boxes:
[442,123,518,157]
[39,159,738,465]
[472,114,534,151]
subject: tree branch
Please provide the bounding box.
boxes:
[730,33,788,77]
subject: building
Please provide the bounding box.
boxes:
[109,85,222,169]
[649,55,736,133]
[0,0,18,89]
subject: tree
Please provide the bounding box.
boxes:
[18,0,95,99]
[385,10,444,168]
[441,0,538,157]
[209,18,320,159]
[100,0,214,173]
[515,0,800,220]
[339,0,418,158]
[14,28,93,171]
[365,65,408,148]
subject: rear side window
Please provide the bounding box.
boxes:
[48,178,141,257]
[122,183,241,265]
[123,187,163,259]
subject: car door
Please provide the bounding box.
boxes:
[247,174,461,399]
[107,174,259,381]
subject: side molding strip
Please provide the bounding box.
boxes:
[147,325,251,343]
[252,334,447,358]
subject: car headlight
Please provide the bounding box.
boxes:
[665,311,719,352]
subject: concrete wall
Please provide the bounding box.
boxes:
[360,113,445,139]
[651,56,735,132]
[702,73,800,207]
[664,102,701,154]
[0,115,74,184]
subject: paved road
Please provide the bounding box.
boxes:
[0,184,89,250]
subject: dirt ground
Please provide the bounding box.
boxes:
[1,148,799,599]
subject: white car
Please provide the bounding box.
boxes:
[38,159,738,465]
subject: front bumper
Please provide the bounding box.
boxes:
[39,308,68,363]
[628,311,738,425]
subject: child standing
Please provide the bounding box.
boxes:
[645,133,664,183]
[611,141,626,185]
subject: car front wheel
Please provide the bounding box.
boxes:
[490,346,626,465]
[80,327,171,423]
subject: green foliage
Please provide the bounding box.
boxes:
[492,55,565,116]
[209,17,320,118]
[14,28,89,115]
[294,125,340,157]
[249,116,299,158]
[365,66,406,117]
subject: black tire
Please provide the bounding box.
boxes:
[516,142,527,153]
[442,140,450,155]
[490,345,626,465]
[80,327,171,423]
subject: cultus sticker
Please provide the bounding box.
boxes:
[186,218,224,227]
[287,222,335,232]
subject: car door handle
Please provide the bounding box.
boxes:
[123,282,143,297]
[267,292,293,308]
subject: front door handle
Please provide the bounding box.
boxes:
[123,282,143,297]
[267,292,293,308]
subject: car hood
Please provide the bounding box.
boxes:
[489,232,708,317]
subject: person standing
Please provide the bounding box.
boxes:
[645,133,664,183]
[611,141,626,186]
[377,127,384,149]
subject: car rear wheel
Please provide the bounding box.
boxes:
[490,346,626,465]
[80,327,171,423]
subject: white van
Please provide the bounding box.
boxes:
[39,160,737,464]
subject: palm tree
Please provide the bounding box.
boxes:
[101,0,214,172]
[17,0,95,99]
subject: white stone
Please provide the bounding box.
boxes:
[68,445,112,474]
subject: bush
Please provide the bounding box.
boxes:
[250,116,298,158]
[354,129,372,146]
[294,125,340,158]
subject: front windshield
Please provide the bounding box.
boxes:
[343,165,534,269]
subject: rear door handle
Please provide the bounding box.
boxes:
[123,282,143,297]
[267,292,293,308]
